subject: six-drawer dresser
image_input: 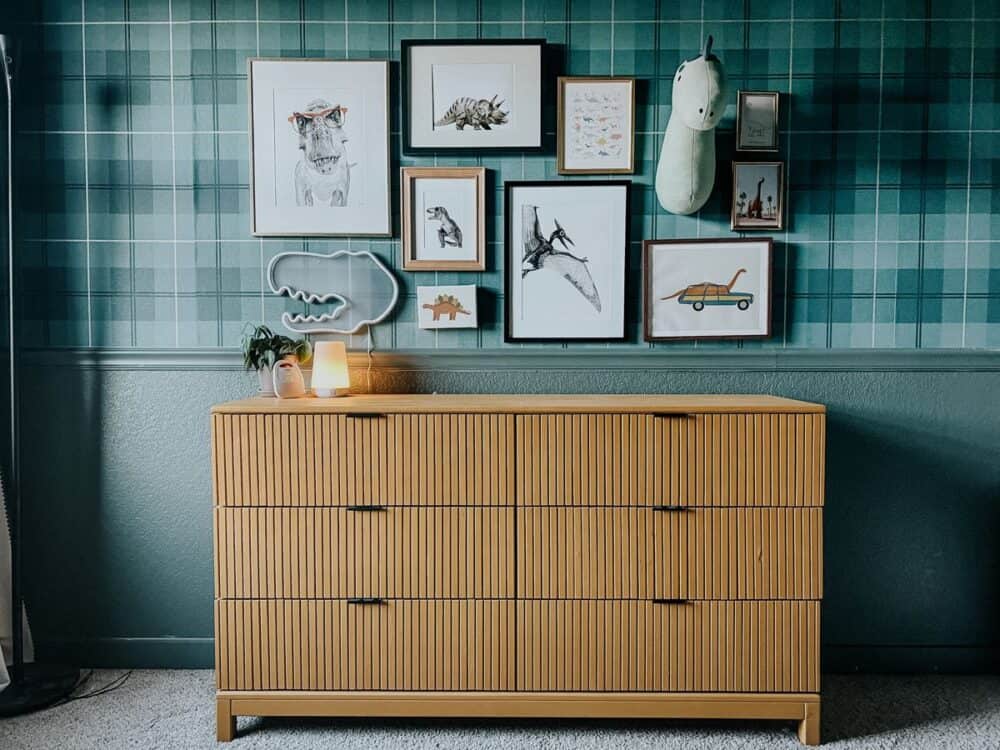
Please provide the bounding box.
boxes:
[212,394,825,744]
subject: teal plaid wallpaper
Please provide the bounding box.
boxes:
[10,0,1000,350]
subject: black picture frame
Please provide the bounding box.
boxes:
[504,180,631,343]
[401,38,546,155]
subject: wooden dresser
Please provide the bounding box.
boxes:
[212,394,825,744]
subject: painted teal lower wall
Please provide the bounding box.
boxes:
[18,351,1000,672]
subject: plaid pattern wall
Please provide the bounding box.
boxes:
[11,0,1000,350]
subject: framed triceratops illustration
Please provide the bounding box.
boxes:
[504,181,630,342]
[643,238,772,341]
[402,39,544,153]
[248,58,390,236]
[401,167,486,271]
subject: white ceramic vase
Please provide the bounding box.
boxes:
[257,364,275,396]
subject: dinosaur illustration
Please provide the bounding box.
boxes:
[521,205,601,312]
[426,206,463,248]
[422,293,471,321]
[746,177,765,219]
[435,96,509,130]
[288,99,352,207]
[660,268,753,312]
[266,250,399,334]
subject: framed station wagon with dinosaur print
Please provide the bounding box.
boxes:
[505,181,630,342]
[402,39,544,153]
[643,238,773,341]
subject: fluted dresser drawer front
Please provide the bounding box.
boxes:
[216,599,515,691]
[212,413,514,507]
[516,412,825,507]
[653,508,823,600]
[517,414,653,506]
[652,413,826,507]
[215,507,514,599]
[518,508,653,599]
[517,600,819,693]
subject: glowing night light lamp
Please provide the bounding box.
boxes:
[310,341,351,397]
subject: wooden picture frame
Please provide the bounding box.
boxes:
[247,58,391,237]
[731,162,785,230]
[735,90,780,153]
[557,76,636,174]
[401,39,545,154]
[504,180,630,343]
[401,167,486,271]
[643,237,773,342]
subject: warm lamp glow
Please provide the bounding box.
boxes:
[311,341,350,397]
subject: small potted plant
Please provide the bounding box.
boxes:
[242,324,312,396]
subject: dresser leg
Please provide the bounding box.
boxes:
[217,698,236,742]
[797,701,820,745]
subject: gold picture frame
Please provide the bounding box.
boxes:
[401,167,487,271]
[557,77,636,175]
[735,90,780,153]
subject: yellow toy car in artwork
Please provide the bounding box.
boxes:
[660,268,754,311]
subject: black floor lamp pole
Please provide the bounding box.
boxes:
[0,32,78,716]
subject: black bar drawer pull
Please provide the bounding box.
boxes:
[651,413,693,418]
[346,505,387,512]
[345,412,384,419]
[347,597,384,605]
[652,598,689,605]
[651,505,688,512]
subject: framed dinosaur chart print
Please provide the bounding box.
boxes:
[557,77,636,174]
[401,167,486,271]
[643,238,772,341]
[248,58,390,236]
[731,161,785,230]
[417,285,479,330]
[402,39,544,153]
[505,181,630,342]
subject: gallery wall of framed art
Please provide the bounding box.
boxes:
[243,35,789,347]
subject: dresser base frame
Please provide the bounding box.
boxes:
[216,691,821,745]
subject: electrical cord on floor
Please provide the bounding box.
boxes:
[47,669,133,709]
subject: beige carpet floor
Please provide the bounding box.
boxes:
[1,671,999,749]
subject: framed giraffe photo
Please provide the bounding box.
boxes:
[731,161,785,230]
[643,238,773,341]
[401,167,486,271]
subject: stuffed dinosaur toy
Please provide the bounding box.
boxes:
[655,36,728,215]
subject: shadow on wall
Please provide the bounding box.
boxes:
[824,411,1000,667]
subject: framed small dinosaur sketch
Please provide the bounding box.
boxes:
[402,39,544,153]
[417,285,478,329]
[248,58,390,236]
[401,167,486,271]
[736,90,779,152]
[505,181,630,342]
[643,238,772,341]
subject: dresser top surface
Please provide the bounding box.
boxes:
[212,394,825,415]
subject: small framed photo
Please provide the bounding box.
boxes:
[731,162,784,230]
[736,90,780,152]
[248,58,391,236]
[402,39,544,153]
[557,77,636,174]
[401,167,486,271]
[505,181,630,342]
[643,238,772,341]
[417,285,478,329]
